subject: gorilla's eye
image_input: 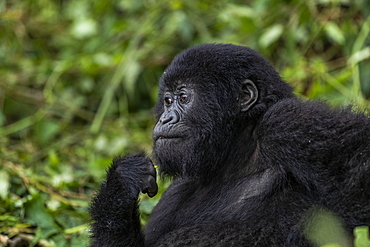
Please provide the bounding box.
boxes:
[164,96,173,105]
[179,93,188,103]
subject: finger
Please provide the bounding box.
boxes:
[146,161,157,178]
[140,175,158,198]
[147,175,158,197]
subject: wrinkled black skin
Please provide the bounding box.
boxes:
[90,44,370,246]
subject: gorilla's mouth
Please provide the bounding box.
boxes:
[157,136,179,140]
[154,135,183,142]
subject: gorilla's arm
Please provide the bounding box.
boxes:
[89,153,157,247]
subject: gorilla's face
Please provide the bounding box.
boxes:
[153,84,194,142]
[152,44,265,178]
[152,83,202,177]
[152,79,259,178]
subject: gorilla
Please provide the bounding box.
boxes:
[89,44,370,246]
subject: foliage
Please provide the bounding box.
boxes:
[304,207,370,247]
[354,226,370,247]
[0,0,369,246]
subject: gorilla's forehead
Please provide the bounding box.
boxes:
[160,70,222,94]
[169,43,260,69]
[160,44,264,90]
[160,77,191,91]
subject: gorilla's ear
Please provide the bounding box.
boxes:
[240,79,258,112]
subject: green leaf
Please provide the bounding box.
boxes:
[71,18,97,39]
[348,47,370,66]
[34,120,60,145]
[259,24,284,48]
[324,22,345,45]
[304,208,352,247]
[0,170,10,199]
[354,226,370,247]
[24,194,60,231]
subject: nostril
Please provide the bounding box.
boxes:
[161,116,173,125]
[159,110,180,125]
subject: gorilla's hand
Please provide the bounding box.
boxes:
[90,153,156,246]
[109,153,158,198]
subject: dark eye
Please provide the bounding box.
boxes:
[164,96,173,105]
[179,93,187,103]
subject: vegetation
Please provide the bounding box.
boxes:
[0,0,369,246]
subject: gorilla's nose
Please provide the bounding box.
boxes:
[160,110,180,125]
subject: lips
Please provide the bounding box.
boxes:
[153,134,182,141]
[156,136,179,140]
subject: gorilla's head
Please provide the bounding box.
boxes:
[153,44,293,179]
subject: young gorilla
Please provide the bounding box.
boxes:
[90,44,370,246]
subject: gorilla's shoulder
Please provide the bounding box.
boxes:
[260,98,370,132]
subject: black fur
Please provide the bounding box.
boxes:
[90,44,370,246]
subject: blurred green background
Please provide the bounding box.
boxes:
[0,0,369,246]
